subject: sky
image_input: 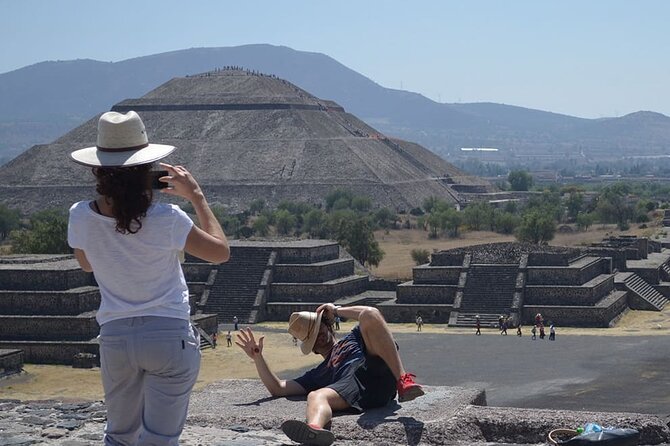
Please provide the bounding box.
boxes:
[2,0,669,118]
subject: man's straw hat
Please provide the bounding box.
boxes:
[288,311,323,355]
[70,111,175,167]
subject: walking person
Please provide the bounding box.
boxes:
[475,315,481,336]
[236,304,423,446]
[531,325,537,340]
[500,317,508,335]
[549,323,556,341]
[539,324,546,340]
[68,111,230,445]
[516,324,522,337]
[226,331,233,347]
[415,314,423,332]
[233,315,239,331]
[211,331,218,349]
[334,315,341,331]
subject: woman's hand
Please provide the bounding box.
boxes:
[235,328,265,360]
[158,162,204,203]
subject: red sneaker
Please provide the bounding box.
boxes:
[397,373,424,402]
[281,420,335,446]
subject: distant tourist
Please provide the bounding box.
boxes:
[498,315,504,331]
[535,313,544,327]
[516,324,522,337]
[226,331,233,347]
[549,324,556,341]
[531,325,537,340]
[233,315,239,331]
[67,111,230,445]
[235,304,423,446]
[212,331,218,349]
[539,324,546,340]
[475,315,481,336]
[500,318,508,336]
[416,314,423,332]
[334,315,341,331]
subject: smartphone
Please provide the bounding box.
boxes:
[150,170,169,189]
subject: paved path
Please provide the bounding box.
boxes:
[392,331,670,414]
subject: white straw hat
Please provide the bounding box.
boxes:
[70,111,175,167]
[288,311,323,355]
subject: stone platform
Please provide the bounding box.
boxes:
[0,348,23,378]
[1,380,670,445]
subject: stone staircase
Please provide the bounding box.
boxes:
[456,265,518,326]
[661,263,670,282]
[202,247,273,325]
[621,272,669,310]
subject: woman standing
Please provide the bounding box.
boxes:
[68,111,229,445]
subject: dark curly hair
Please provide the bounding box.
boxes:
[93,164,154,234]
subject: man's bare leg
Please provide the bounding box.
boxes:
[306,388,350,428]
[358,307,405,379]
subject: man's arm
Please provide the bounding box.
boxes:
[315,303,373,322]
[235,328,306,397]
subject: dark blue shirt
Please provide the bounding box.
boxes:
[294,326,366,392]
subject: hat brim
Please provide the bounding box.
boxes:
[70,143,175,167]
[300,310,324,355]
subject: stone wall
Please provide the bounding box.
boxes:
[430,253,464,266]
[627,267,660,285]
[0,289,100,315]
[0,315,99,341]
[524,275,614,306]
[0,269,94,291]
[276,244,340,264]
[0,349,23,376]
[527,252,576,266]
[584,247,627,271]
[522,291,628,327]
[0,341,99,365]
[396,283,457,304]
[412,266,461,284]
[273,259,353,283]
[269,276,368,302]
[368,278,403,291]
[378,303,452,323]
[526,258,610,285]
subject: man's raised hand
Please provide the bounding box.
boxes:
[235,327,264,359]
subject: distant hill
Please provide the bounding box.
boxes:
[1,44,669,163]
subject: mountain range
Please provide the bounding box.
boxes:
[1,44,669,164]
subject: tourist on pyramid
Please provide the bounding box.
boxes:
[475,314,481,335]
[236,304,424,446]
[68,110,230,445]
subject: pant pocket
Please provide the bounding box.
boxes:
[99,338,129,384]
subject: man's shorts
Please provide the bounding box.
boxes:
[328,354,397,411]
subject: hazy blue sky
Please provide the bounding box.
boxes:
[2,0,668,118]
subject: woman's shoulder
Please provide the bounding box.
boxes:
[69,200,92,215]
[148,202,192,220]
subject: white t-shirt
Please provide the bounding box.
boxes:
[68,201,194,325]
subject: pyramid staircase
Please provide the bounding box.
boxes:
[455,265,519,327]
[618,272,669,311]
[202,247,274,325]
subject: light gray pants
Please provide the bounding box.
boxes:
[99,316,201,446]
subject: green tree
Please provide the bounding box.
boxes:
[463,202,493,231]
[274,209,296,235]
[0,204,20,240]
[492,211,519,234]
[338,218,384,267]
[351,196,372,212]
[373,208,396,230]
[252,215,270,236]
[441,208,462,238]
[10,209,69,254]
[325,189,353,211]
[576,212,595,231]
[303,209,326,238]
[249,199,266,215]
[565,192,584,221]
[516,209,556,244]
[508,170,534,191]
[596,186,634,230]
[410,248,430,265]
